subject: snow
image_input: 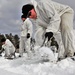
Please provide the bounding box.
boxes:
[34,46,58,62]
[0,47,75,75]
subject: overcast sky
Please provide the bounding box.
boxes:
[0,0,75,35]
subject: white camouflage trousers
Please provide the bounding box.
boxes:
[19,36,32,57]
[59,7,75,58]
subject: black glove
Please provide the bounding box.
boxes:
[45,32,53,41]
[27,33,30,39]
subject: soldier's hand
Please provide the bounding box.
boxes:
[45,32,53,41]
[27,33,30,39]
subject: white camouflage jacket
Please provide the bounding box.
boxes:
[31,0,74,33]
[20,18,33,37]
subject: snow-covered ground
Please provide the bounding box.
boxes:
[0,30,75,75]
[0,52,75,75]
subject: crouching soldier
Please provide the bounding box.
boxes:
[0,38,16,59]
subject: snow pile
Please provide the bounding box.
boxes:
[34,46,58,62]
